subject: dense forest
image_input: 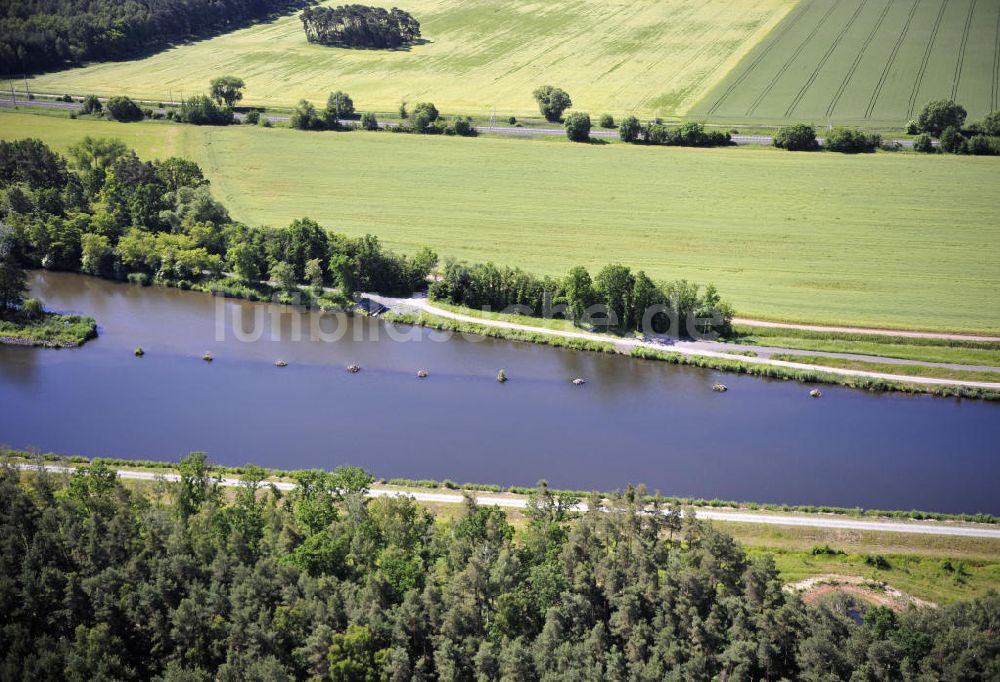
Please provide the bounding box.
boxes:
[301,5,420,49]
[1,458,998,680]
[0,0,307,75]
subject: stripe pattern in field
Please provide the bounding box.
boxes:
[27,0,795,118]
[692,0,1000,126]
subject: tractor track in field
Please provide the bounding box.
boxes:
[827,0,892,119]
[951,0,977,100]
[747,0,840,117]
[705,2,811,116]
[907,0,948,118]
[655,2,736,113]
[785,0,869,120]
[865,0,920,119]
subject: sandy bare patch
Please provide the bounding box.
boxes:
[785,574,936,611]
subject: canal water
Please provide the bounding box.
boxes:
[2,271,998,514]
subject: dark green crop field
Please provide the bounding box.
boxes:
[692,0,1000,127]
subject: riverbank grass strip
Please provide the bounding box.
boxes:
[384,305,1000,400]
[381,310,620,354]
[629,347,1000,401]
[770,354,1000,384]
[728,324,1000,367]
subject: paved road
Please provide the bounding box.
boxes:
[18,463,1000,538]
[0,97,920,147]
[367,294,1000,390]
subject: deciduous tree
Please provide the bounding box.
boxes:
[532,85,573,122]
[209,76,245,108]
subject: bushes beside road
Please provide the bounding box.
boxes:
[617,119,731,148]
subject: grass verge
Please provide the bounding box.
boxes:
[728,324,1000,366]
[770,354,1000,383]
[629,346,1000,401]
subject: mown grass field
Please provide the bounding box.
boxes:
[692,0,1000,127]
[717,521,1000,604]
[3,111,999,333]
[23,0,794,118]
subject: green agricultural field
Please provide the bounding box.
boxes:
[3,111,1000,333]
[22,0,795,118]
[692,0,1000,127]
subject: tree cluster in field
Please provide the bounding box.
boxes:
[2,458,998,680]
[430,260,734,337]
[301,5,420,49]
[907,100,1000,155]
[0,137,436,300]
[69,77,248,127]
[528,86,733,146]
[0,0,306,74]
[618,118,732,148]
[291,96,475,136]
[772,123,881,153]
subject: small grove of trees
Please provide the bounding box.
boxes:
[564,111,591,142]
[823,127,881,153]
[532,85,573,122]
[0,137,437,298]
[290,99,325,130]
[178,94,234,125]
[617,119,731,148]
[773,123,818,151]
[645,121,731,147]
[288,97,472,136]
[175,77,245,126]
[409,101,439,132]
[774,123,891,154]
[300,4,421,48]
[908,100,1000,155]
[80,94,102,115]
[429,259,734,338]
[917,99,967,136]
[104,96,144,122]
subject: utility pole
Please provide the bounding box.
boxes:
[9,80,15,105]
[23,72,29,98]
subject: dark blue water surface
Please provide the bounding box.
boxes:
[2,271,998,514]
